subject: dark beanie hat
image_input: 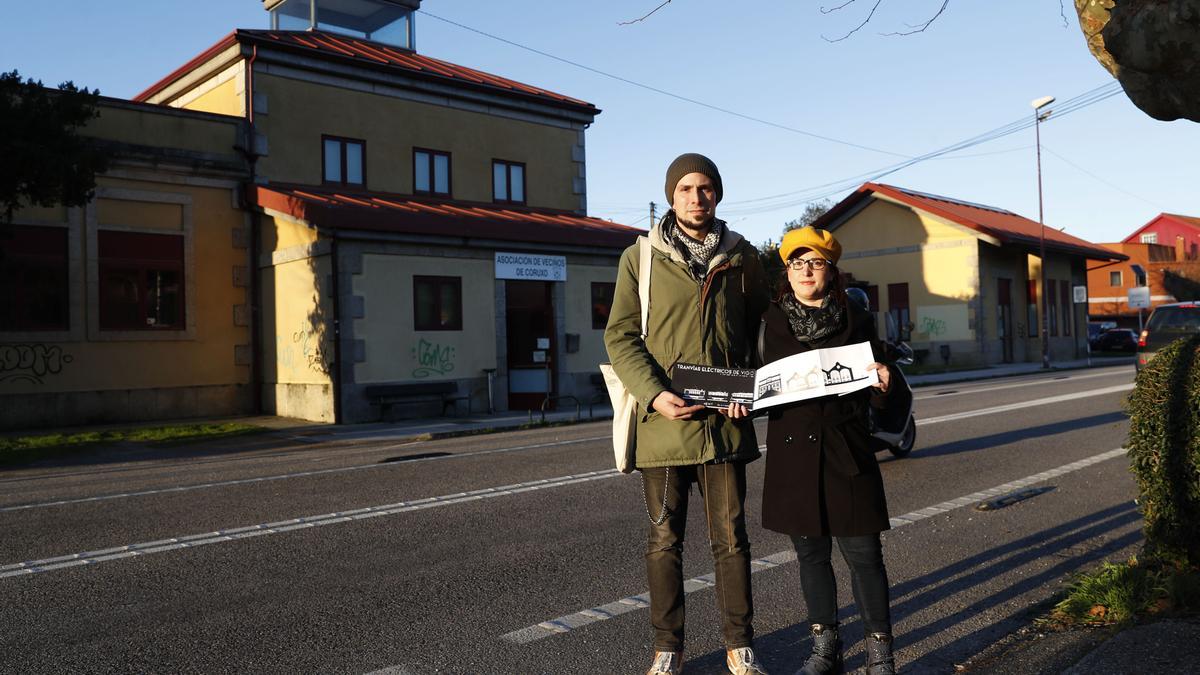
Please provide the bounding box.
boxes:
[664,153,723,205]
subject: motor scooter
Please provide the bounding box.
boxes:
[845,288,917,458]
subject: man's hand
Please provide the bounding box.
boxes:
[867,362,890,393]
[651,391,706,420]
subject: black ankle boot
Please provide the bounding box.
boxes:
[797,623,843,675]
[865,632,896,675]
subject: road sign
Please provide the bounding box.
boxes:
[1073,285,1087,304]
[1127,286,1151,309]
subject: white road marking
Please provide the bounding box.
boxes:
[498,447,1130,644]
[0,387,1133,579]
[916,384,1133,426]
[0,468,623,579]
[912,369,1129,401]
[0,435,610,513]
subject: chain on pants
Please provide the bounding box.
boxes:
[642,462,754,652]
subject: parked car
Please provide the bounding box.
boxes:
[1091,328,1138,353]
[1136,302,1200,371]
[1087,321,1118,346]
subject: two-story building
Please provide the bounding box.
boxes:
[2,0,639,429]
[1087,213,1200,327]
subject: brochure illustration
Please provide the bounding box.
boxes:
[671,341,878,411]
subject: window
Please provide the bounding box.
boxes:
[1024,279,1038,338]
[1047,279,1058,336]
[493,160,526,205]
[98,230,184,331]
[591,282,615,329]
[413,149,451,196]
[1141,232,1158,244]
[887,283,910,341]
[1061,281,1072,336]
[1109,270,1122,287]
[413,276,462,331]
[322,136,365,186]
[0,225,68,331]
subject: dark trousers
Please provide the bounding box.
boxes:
[791,533,892,634]
[642,462,754,652]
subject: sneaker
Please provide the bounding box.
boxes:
[646,651,683,675]
[727,646,770,675]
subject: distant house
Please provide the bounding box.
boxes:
[812,183,1125,367]
[1087,213,1200,327]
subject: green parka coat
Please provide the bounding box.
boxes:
[603,216,770,469]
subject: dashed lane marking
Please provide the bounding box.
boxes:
[498,447,1129,644]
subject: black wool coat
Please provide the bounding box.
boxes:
[759,299,892,537]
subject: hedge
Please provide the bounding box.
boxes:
[1127,334,1200,565]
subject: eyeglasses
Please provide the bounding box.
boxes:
[787,258,831,271]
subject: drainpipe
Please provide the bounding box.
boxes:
[244,45,264,415]
[330,233,344,424]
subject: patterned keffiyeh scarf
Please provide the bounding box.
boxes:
[663,212,725,279]
[781,292,845,343]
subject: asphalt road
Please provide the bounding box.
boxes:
[0,364,1139,674]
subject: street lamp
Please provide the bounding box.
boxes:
[1032,95,1055,369]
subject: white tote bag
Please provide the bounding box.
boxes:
[600,236,652,474]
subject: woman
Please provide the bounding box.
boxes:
[758,226,897,675]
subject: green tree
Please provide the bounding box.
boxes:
[0,70,108,225]
[783,199,833,233]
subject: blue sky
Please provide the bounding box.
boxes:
[3,0,1196,246]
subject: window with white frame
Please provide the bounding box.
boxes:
[1141,232,1158,244]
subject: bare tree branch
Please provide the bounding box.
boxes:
[1059,0,1069,28]
[821,0,883,42]
[881,0,948,36]
[820,0,859,15]
[618,0,673,26]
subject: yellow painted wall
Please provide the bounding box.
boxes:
[254,73,580,210]
[184,76,244,117]
[834,199,979,343]
[269,255,334,386]
[97,198,183,231]
[0,176,249,393]
[352,254,497,383]
[264,214,320,253]
[84,102,243,159]
[10,202,67,224]
[563,264,617,374]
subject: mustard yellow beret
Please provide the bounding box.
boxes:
[779,227,842,265]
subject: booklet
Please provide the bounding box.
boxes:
[671,341,879,411]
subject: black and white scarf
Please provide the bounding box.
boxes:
[781,292,845,343]
[663,211,724,279]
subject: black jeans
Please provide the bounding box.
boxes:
[642,462,754,652]
[791,533,892,634]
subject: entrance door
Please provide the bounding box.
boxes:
[997,277,1014,363]
[505,280,556,410]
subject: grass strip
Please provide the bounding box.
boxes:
[1046,557,1200,627]
[0,422,266,467]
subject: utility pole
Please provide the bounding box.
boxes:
[649,201,657,227]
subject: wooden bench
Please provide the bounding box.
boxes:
[364,382,470,418]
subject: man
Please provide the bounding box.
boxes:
[605,153,770,675]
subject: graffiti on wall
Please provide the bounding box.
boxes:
[412,338,455,378]
[919,316,948,337]
[277,323,332,378]
[0,344,74,384]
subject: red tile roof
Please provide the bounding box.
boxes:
[135,30,598,115]
[255,184,642,249]
[814,182,1126,261]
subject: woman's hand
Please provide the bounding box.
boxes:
[720,402,750,419]
[867,362,890,393]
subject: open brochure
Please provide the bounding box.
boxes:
[671,341,879,412]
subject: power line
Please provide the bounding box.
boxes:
[418,9,914,159]
[1041,144,1162,209]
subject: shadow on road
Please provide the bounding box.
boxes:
[897,411,1128,461]
[684,501,1142,673]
